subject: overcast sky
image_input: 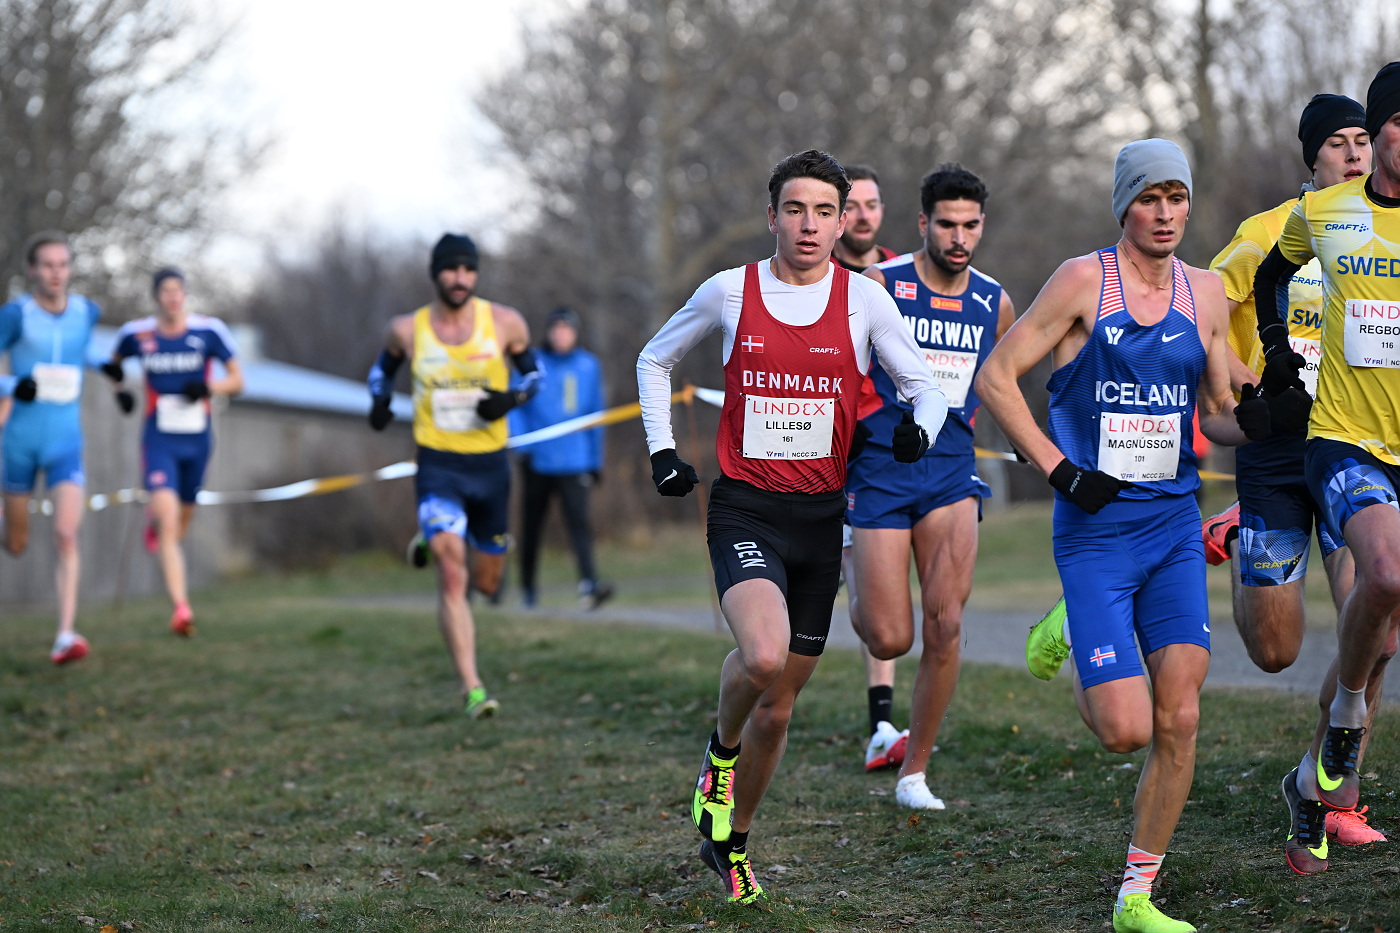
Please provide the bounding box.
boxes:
[217,0,571,255]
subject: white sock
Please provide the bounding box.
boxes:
[1062,619,1072,648]
[53,631,76,650]
[1329,681,1367,730]
[1117,845,1164,906]
[1296,751,1320,800]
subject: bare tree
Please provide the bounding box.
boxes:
[0,0,263,307]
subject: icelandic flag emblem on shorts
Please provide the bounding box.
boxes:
[894,280,917,301]
[1089,646,1117,667]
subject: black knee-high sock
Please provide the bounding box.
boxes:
[868,685,894,735]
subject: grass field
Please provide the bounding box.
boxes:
[3,516,1395,932]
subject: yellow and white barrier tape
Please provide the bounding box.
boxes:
[33,383,1231,515]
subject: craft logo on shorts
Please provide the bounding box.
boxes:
[148,469,168,486]
[930,296,962,312]
[741,335,764,353]
[894,280,917,301]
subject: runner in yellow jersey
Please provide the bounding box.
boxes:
[1254,62,1400,876]
[367,233,539,718]
[1202,96,1385,850]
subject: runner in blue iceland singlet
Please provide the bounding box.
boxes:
[1047,248,1207,500]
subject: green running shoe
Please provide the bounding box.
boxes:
[1112,893,1195,932]
[692,737,738,843]
[1317,725,1365,810]
[699,840,764,904]
[1026,597,1070,681]
[465,687,499,719]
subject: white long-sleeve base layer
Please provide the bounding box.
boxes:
[637,259,948,455]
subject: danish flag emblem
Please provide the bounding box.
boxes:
[894,280,917,301]
[741,335,764,352]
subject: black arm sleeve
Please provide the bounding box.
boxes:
[510,347,539,374]
[1253,244,1303,361]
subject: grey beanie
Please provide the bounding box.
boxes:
[1112,138,1192,223]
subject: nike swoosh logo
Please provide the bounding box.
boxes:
[664,469,678,484]
[1162,332,1185,343]
[1316,757,1345,792]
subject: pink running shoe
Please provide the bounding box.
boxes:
[51,634,90,665]
[1202,502,1239,566]
[143,521,159,555]
[170,603,195,638]
[1326,805,1387,845]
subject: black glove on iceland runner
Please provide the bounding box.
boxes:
[1048,458,1131,514]
[891,410,929,463]
[847,420,873,463]
[650,448,698,497]
[1266,385,1312,437]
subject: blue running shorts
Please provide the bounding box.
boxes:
[1235,434,1342,587]
[1305,438,1400,548]
[2,426,83,493]
[143,431,212,504]
[415,445,511,554]
[845,447,989,529]
[1053,494,1211,689]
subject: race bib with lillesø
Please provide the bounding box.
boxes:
[1288,335,1322,397]
[1097,411,1180,481]
[742,395,835,460]
[431,387,487,433]
[1344,298,1400,369]
[922,348,978,408]
[156,394,208,434]
[31,362,80,404]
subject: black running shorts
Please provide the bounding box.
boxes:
[706,475,845,657]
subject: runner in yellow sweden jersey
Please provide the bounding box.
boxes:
[367,234,539,718]
[1254,63,1400,876]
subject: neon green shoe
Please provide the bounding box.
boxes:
[1026,597,1070,681]
[699,840,765,904]
[1112,894,1195,932]
[692,738,738,842]
[465,687,499,719]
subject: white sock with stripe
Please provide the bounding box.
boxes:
[1117,845,1163,906]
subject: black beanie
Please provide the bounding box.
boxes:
[1298,94,1366,170]
[430,233,479,278]
[546,306,581,331]
[1366,62,1400,140]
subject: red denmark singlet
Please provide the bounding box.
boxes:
[717,262,863,494]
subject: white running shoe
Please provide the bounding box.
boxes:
[895,772,945,810]
[865,720,909,772]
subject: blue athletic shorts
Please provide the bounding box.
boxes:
[143,431,212,504]
[844,447,989,529]
[1053,495,1211,689]
[1305,438,1400,547]
[415,446,511,554]
[2,426,84,493]
[1235,433,1342,587]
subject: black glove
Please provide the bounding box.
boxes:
[182,380,211,401]
[650,448,698,497]
[13,377,36,402]
[116,389,135,415]
[1259,349,1306,397]
[100,361,124,383]
[1234,383,1272,441]
[891,410,930,463]
[1267,385,1313,437]
[1049,458,1132,514]
[476,388,520,422]
[847,420,873,463]
[368,395,393,430]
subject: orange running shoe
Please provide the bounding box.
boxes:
[1202,502,1240,566]
[1326,805,1387,845]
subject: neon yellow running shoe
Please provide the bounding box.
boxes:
[1026,597,1070,681]
[692,737,738,842]
[465,687,499,719]
[699,840,764,904]
[1112,894,1195,932]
